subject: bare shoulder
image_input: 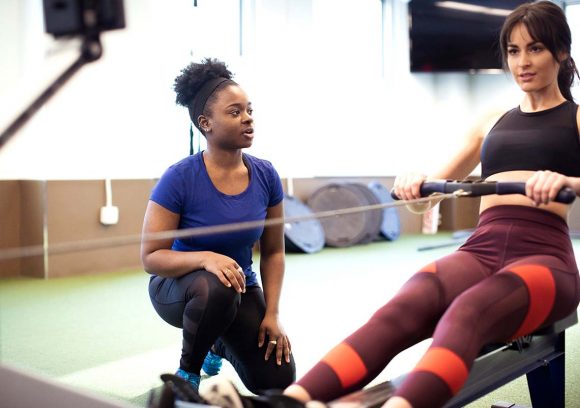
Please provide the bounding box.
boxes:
[466,108,506,144]
[479,109,507,135]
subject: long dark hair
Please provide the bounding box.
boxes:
[499,1,579,101]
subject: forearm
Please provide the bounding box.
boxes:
[142,249,210,278]
[260,251,285,315]
[405,142,480,214]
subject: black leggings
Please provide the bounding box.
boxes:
[296,206,580,407]
[148,270,296,394]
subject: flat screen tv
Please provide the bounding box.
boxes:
[408,0,531,73]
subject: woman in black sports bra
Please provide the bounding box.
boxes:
[273,2,580,408]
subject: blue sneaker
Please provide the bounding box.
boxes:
[175,368,201,391]
[202,350,223,376]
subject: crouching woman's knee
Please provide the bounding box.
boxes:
[197,270,242,319]
[245,357,297,395]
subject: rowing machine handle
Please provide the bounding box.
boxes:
[391,181,576,204]
[494,182,576,203]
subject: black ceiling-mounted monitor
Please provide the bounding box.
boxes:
[408,0,530,73]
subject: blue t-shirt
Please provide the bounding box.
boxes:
[150,152,284,287]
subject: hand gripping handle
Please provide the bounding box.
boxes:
[391,181,576,204]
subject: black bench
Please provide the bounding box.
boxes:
[328,310,578,408]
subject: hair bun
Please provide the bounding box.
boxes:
[174,58,234,107]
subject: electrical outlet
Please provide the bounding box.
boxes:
[100,206,119,225]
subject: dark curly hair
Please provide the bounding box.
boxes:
[173,58,235,123]
[500,1,579,102]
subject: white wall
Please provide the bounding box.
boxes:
[568,3,580,103]
[0,0,529,180]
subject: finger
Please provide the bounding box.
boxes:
[548,178,565,203]
[393,176,401,191]
[527,172,544,205]
[258,327,266,347]
[264,339,277,361]
[530,178,542,205]
[538,172,555,205]
[216,271,232,288]
[276,339,283,366]
[412,180,422,199]
[402,180,414,201]
[223,269,243,293]
[234,266,246,293]
[538,171,551,204]
[542,183,552,204]
[412,175,424,198]
[284,337,291,363]
[393,177,405,199]
[525,173,537,200]
[546,173,564,204]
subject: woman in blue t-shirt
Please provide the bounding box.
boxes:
[141,58,295,393]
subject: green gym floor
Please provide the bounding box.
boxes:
[1,234,579,407]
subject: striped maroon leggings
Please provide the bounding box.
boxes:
[296,205,580,408]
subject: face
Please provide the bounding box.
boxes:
[203,85,254,150]
[506,23,562,95]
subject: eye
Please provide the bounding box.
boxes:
[247,108,253,115]
[230,110,240,116]
[507,48,518,56]
[529,45,544,53]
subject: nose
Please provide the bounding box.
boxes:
[518,51,531,68]
[242,111,253,123]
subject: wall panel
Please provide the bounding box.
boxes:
[2,178,578,279]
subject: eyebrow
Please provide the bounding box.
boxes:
[225,102,252,109]
[507,40,542,48]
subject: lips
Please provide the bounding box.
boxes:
[519,72,535,81]
[242,128,254,139]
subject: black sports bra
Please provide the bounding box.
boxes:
[480,101,580,179]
